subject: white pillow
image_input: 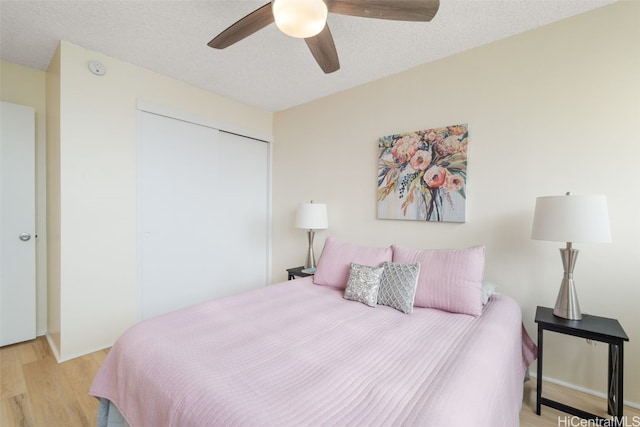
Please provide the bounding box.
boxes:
[482,282,497,305]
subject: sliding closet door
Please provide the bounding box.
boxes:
[215,131,269,288]
[139,111,269,320]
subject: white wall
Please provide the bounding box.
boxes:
[273,1,640,404]
[48,41,273,361]
[0,61,48,336]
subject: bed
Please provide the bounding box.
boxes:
[90,240,536,427]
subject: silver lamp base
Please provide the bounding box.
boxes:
[304,230,317,269]
[553,246,582,320]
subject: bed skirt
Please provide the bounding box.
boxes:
[97,398,130,427]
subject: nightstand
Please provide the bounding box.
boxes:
[535,306,629,422]
[286,266,314,280]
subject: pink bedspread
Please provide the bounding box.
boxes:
[90,278,536,426]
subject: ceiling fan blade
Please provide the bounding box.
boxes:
[208,3,274,49]
[305,24,340,74]
[327,0,439,22]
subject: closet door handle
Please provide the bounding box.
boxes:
[19,232,31,241]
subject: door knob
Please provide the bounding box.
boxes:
[19,233,31,241]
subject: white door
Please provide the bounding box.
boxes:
[139,111,269,319]
[215,131,269,288]
[0,102,36,346]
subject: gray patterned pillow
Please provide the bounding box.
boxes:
[343,263,384,307]
[377,261,420,314]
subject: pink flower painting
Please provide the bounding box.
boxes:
[377,124,468,222]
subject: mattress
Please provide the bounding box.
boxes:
[90,277,536,426]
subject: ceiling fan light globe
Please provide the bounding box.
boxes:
[272,0,328,38]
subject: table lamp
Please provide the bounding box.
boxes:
[295,201,328,269]
[531,192,611,320]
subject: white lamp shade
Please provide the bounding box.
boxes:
[531,194,611,243]
[272,0,328,38]
[295,202,328,230]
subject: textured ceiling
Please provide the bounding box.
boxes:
[0,0,618,112]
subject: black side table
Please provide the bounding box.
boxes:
[535,306,629,422]
[286,266,314,280]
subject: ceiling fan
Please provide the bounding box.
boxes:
[208,0,440,74]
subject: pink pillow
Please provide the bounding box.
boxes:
[392,245,485,316]
[313,237,392,290]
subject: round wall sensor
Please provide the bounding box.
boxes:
[88,60,106,76]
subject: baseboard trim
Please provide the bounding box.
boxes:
[529,372,640,410]
[44,333,61,362]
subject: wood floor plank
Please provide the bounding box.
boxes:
[0,344,27,399]
[59,354,102,424]
[17,341,38,365]
[1,393,35,427]
[520,379,640,426]
[90,348,109,366]
[28,338,50,361]
[21,348,89,426]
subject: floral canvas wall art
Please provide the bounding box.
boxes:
[377,124,468,222]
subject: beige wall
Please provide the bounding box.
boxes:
[49,41,273,361]
[0,60,48,336]
[45,46,62,356]
[273,1,640,405]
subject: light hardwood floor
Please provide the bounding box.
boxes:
[521,379,640,426]
[1,337,108,426]
[2,337,639,426]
